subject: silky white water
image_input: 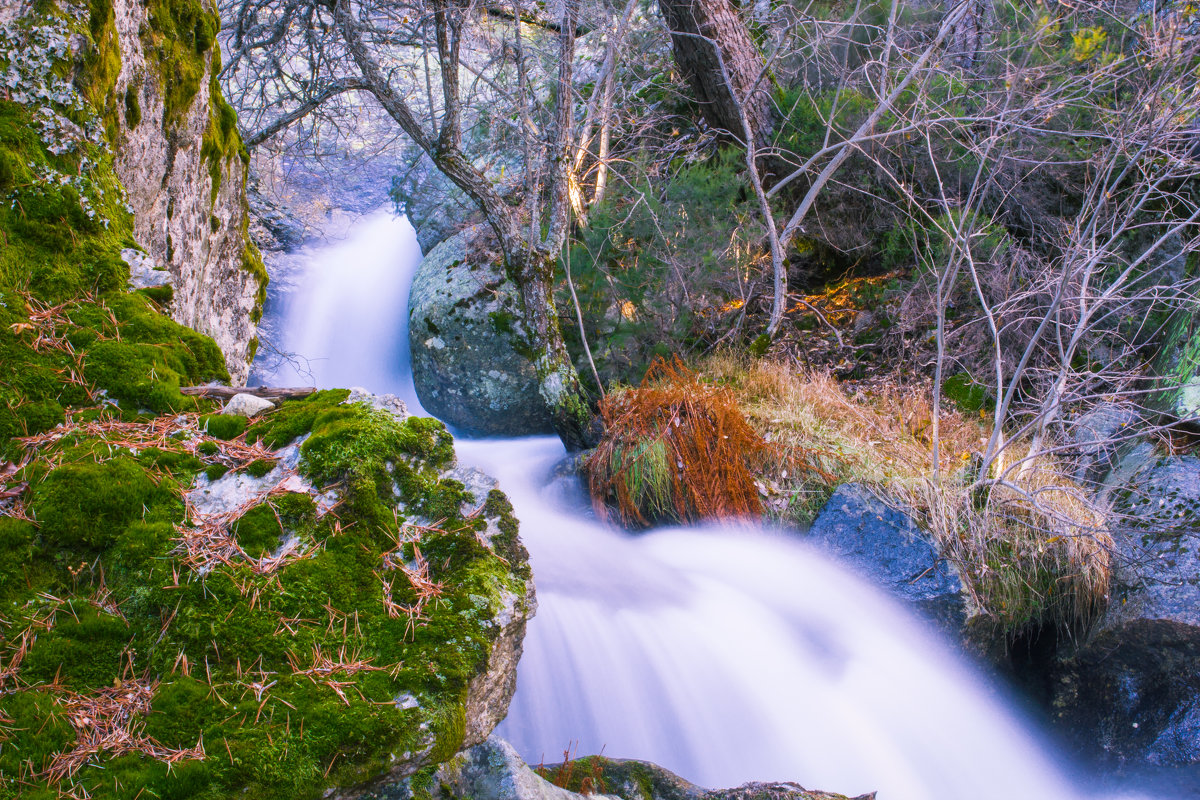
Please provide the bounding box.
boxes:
[259,208,1141,800]
[257,207,426,414]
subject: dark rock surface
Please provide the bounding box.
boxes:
[1052,620,1200,769]
[805,484,964,630]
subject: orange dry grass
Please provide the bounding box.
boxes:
[586,357,766,528]
[699,353,987,522]
[703,352,1112,634]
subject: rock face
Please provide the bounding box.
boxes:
[355,737,871,800]
[408,225,555,436]
[108,0,265,382]
[1049,442,1200,772]
[1052,620,1200,769]
[805,484,964,630]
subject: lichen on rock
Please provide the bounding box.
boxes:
[408,225,555,437]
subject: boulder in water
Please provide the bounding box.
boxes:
[408,225,555,436]
[1049,455,1200,771]
[805,483,964,631]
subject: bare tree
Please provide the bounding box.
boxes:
[221,0,624,449]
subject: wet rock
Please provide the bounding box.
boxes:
[222,392,276,417]
[408,225,554,436]
[1052,620,1200,769]
[805,484,964,631]
[188,437,336,517]
[356,738,871,800]
[1049,456,1200,772]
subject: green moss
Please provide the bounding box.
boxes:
[142,0,220,129]
[30,455,178,550]
[243,243,268,323]
[124,82,142,128]
[246,389,351,448]
[0,517,53,604]
[201,413,248,440]
[137,283,173,307]
[21,605,131,689]
[747,332,771,357]
[942,372,992,413]
[205,463,229,481]
[138,446,203,474]
[245,458,276,478]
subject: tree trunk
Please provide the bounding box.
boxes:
[511,248,596,452]
[659,0,772,150]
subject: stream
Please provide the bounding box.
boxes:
[253,208,1150,800]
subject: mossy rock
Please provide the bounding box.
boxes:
[408,226,554,437]
[1,397,533,800]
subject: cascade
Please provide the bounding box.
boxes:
[260,209,1150,800]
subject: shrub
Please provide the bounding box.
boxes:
[586,357,765,527]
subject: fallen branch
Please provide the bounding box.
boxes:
[180,386,317,400]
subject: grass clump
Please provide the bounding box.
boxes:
[586,357,765,528]
[700,352,1113,638]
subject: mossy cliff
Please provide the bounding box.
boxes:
[90,0,264,381]
[0,5,534,797]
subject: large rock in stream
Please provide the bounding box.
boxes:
[408,225,555,436]
[805,484,964,632]
[1048,452,1200,772]
[3,389,535,799]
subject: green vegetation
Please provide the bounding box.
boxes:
[2,394,528,800]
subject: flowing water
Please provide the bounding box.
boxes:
[257,208,1151,800]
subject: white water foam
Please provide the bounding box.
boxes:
[259,207,426,414]
[458,437,1084,800]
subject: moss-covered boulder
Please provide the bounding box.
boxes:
[376,737,871,800]
[1,390,534,799]
[408,225,554,437]
[0,7,533,797]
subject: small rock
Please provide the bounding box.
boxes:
[345,387,408,420]
[222,393,275,417]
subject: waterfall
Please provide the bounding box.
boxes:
[259,209,1153,800]
[253,207,425,414]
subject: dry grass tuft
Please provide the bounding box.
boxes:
[699,352,984,521]
[699,351,1113,636]
[920,456,1113,635]
[586,357,766,528]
